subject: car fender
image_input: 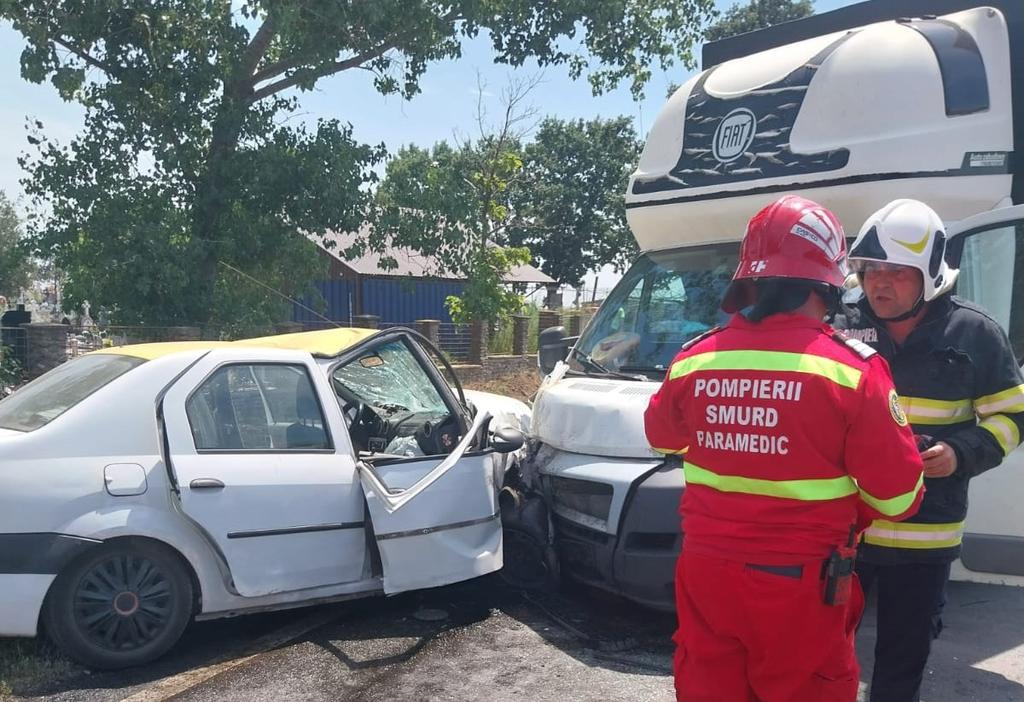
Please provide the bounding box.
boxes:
[54,504,230,612]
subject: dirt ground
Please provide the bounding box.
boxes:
[463,370,540,403]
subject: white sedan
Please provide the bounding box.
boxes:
[0,326,529,669]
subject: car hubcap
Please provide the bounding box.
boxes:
[73,555,174,651]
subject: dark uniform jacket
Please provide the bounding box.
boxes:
[836,294,1024,564]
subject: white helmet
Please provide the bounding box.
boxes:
[849,199,958,305]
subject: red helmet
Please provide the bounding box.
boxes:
[722,195,848,313]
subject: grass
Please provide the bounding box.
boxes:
[0,638,74,698]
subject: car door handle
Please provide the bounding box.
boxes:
[190,478,225,489]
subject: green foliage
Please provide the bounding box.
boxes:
[705,0,815,42]
[0,192,34,299]
[2,0,715,325]
[508,116,641,287]
[374,136,531,323]
[0,345,22,397]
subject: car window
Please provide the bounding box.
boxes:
[186,364,330,451]
[957,221,1024,361]
[0,353,145,432]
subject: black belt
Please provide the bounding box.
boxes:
[746,563,804,579]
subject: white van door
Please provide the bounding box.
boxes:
[948,205,1024,578]
[162,348,367,597]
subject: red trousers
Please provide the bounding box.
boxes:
[674,550,864,702]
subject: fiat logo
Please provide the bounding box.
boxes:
[712,108,757,163]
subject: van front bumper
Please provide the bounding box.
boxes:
[545,459,683,611]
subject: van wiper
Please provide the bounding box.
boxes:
[572,348,644,381]
[619,365,668,378]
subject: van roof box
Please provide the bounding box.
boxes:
[703,0,1023,205]
[625,1,1021,252]
[703,0,1022,67]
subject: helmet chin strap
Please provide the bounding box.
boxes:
[875,294,925,323]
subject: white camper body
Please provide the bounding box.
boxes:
[528,0,1024,610]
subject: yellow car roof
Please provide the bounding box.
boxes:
[93,327,378,361]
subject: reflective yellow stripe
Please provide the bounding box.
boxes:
[975,384,1024,415]
[899,396,974,426]
[653,446,687,456]
[979,414,1021,455]
[857,473,923,517]
[670,350,862,389]
[683,462,858,501]
[863,520,965,549]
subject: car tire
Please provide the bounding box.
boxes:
[43,540,194,670]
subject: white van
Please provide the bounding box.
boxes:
[511,0,1024,610]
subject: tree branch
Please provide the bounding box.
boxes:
[238,14,278,79]
[248,7,463,102]
[53,36,119,77]
[251,53,307,85]
[248,41,398,103]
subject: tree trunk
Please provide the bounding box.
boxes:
[190,98,247,324]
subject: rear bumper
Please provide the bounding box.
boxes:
[0,574,55,636]
[548,461,683,611]
[0,533,101,637]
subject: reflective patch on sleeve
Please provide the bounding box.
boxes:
[858,473,923,517]
[975,384,1024,416]
[979,414,1021,455]
[899,396,974,425]
[863,520,965,549]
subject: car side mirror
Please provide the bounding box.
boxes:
[538,325,569,375]
[491,426,525,454]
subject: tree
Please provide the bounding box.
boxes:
[2,1,716,327]
[705,0,815,41]
[0,192,34,299]
[507,116,641,289]
[373,78,537,323]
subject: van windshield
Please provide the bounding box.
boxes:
[572,244,739,377]
[0,353,145,432]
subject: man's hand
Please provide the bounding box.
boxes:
[921,441,958,478]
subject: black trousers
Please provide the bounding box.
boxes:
[856,560,952,702]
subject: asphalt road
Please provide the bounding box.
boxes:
[5,578,1023,702]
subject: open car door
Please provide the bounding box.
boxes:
[360,410,503,593]
[326,330,507,593]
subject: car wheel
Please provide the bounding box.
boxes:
[43,540,194,670]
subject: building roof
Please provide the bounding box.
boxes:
[312,229,556,285]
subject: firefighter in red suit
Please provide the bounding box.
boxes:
[645,195,926,702]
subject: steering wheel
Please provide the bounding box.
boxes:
[343,401,385,449]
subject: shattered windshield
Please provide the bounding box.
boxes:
[573,244,739,376]
[332,339,449,416]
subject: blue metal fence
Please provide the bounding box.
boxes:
[293,280,354,325]
[360,278,465,324]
